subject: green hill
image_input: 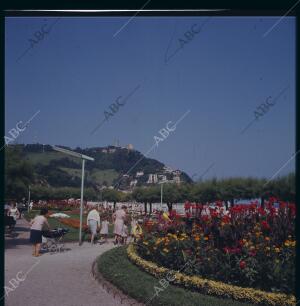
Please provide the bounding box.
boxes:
[5,144,192,200]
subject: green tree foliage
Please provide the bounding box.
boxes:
[5,147,34,200]
[102,189,123,209]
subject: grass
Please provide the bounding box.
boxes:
[90,169,119,186]
[97,247,253,306]
[24,151,119,186]
[25,151,81,166]
[59,168,119,186]
[60,167,83,178]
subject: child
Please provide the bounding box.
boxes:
[130,218,137,243]
[100,215,109,243]
[121,220,129,244]
[132,219,143,242]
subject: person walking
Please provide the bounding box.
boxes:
[8,202,20,229]
[87,207,100,245]
[113,205,127,245]
[30,208,50,257]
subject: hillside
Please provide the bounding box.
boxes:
[7,144,192,193]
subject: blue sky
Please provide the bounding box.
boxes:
[5,16,295,179]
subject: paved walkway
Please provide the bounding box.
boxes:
[5,219,133,306]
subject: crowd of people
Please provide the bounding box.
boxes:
[24,204,145,257]
[4,200,158,257]
[86,205,143,245]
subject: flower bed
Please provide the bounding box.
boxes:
[127,244,296,306]
[58,217,88,230]
[136,199,296,296]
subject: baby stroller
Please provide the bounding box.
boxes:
[41,228,69,254]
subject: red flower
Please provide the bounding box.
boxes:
[261,220,270,230]
[222,215,231,223]
[184,201,191,210]
[239,261,246,269]
[258,207,266,216]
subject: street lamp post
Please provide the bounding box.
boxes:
[27,186,31,213]
[52,146,94,245]
[160,183,163,209]
[159,180,167,211]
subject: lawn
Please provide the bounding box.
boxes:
[97,247,253,306]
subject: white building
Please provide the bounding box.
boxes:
[158,175,167,182]
[136,171,144,177]
[130,179,138,187]
[163,166,173,173]
[147,174,158,184]
[174,176,181,184]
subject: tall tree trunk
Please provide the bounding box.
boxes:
[225,201,229,211]
[113,201,116,211]
[144,202,147,215]
[167,202,172,212]
[261,197,265,209]
[149,202,152,215]
[230,199,234,208]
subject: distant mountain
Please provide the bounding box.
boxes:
[10,144,192,191]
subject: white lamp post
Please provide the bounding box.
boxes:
[159,180,167,211]
[27,185,31,213]
[52,145,94,245]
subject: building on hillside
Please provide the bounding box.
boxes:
[126,144,134,150]
[173,170,181,176]
[147,174,158,184]
[173,176,181,184]
[163,166,173,173]
[158,175,167,182]
[136,171,144,177]
[130,179,138,187]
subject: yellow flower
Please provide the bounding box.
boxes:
[163,248,169,253]
[204,236,209,241]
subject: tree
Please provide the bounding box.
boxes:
[5,147,34,200]
[162,184,181,212]
[145,186,160,214]
[132,187,149,214]
[102,189,122,210]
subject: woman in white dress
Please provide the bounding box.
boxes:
[113,205,127,245]
[100,215,109,243]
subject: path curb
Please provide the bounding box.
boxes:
[91,257,144,306]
